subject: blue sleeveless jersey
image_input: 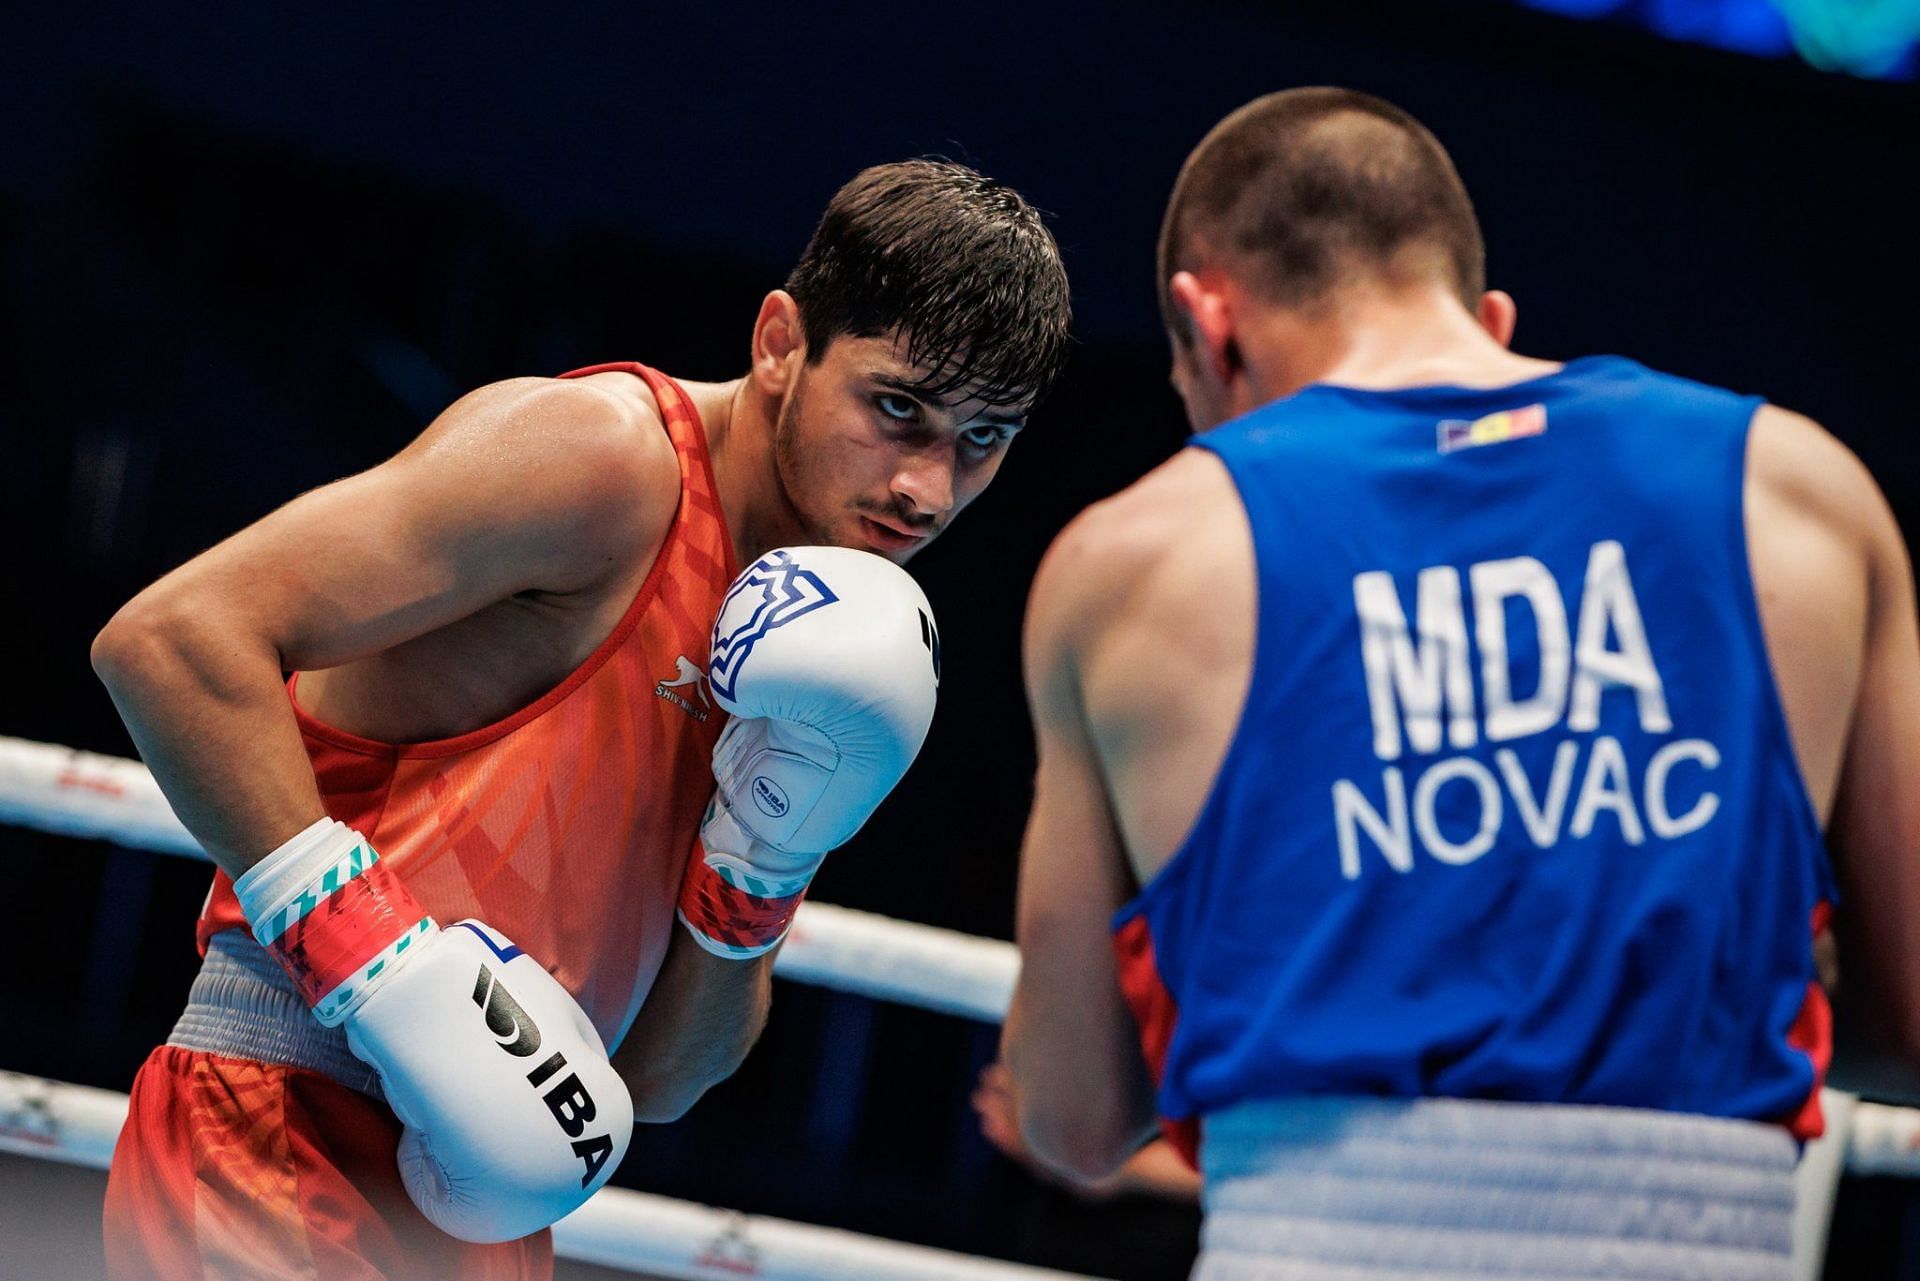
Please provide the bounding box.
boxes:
[1112,357,1835,1154]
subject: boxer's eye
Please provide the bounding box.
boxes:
[960,425,1015,456]
[875,393,920,422]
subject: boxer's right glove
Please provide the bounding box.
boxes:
[234,819,632,1243]
[678,547,941,958]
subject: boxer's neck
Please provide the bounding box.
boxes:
[698,374,806,571]
[1236,283,1560,410]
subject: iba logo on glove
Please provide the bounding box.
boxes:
[471,963,617,1186]
[751,775,790,818]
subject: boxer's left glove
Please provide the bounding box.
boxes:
[678,547,940,958]
[234,818,632,1242]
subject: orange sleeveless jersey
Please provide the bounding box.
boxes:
[197,364,738,1048]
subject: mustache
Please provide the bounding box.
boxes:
[854,500,941,534]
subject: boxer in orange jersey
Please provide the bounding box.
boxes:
[90,158,1071,1280]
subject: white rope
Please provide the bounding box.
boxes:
[0,1071,127,1171]
[1841,1093,1920,1176]
[782,902,1015,1023]
[0,1072,1091,1281]
[0,735,201,856]
[0,735,1018,1022]
[5,732,1920,1186]
[553,1185,1076,1281]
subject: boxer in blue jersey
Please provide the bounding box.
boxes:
[1001,88,1920,1279]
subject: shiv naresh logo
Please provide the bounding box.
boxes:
[708,551,840,703]
[655,655,712,722]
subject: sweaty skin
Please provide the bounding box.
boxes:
[91,291,1028,1119]
[1003,279,1920,1182]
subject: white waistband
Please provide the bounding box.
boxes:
[1195,1097,1796,1281]
[167,929,382,1098]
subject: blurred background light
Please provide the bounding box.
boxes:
[1509,0,1919,77]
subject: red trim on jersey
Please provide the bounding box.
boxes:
[286,364,731,761]
[304,731,401,835]
[1783,900,1834,1140]
[618,363,737,587]
[1112,913,1199,1170]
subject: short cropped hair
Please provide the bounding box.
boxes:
[1158,88,1485,335]
[785,160,1072,409]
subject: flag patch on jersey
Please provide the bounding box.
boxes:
[1438,403,1547,453]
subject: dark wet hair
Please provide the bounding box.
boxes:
[1159,88,1485,335]
[785,160,1072,409]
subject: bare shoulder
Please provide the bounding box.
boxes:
[1748,405,1899,557]
[402,374,682,578]
[1027,449,1244,666]
[414,374,677,504]
[1751,409,1896,583]
[1034,449,1240,600]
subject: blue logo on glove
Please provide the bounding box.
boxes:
[709,551,840,703]
[751,776,790,818]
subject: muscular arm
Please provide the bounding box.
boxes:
[1003,517,1160,1183]
[1823,459,1920,1064]
[613,935,774,1122]
[1747,407,1920,1068]
[973,1061,1201,1203]
[90,377,671,877]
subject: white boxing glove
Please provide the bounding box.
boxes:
[678,547,940,957]
[235,819,632,1242]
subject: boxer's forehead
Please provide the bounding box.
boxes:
[828,331,1031,425]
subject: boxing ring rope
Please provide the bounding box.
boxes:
[0,1071,1086,1281]
[0,735,1020,1024]
[3,733,1919,1280]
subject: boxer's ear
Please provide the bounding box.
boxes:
[1477,290,1518,349]
[751,290,806,394]
[1169,272,1239,385]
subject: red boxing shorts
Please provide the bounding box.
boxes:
[103,1046,553,1281]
